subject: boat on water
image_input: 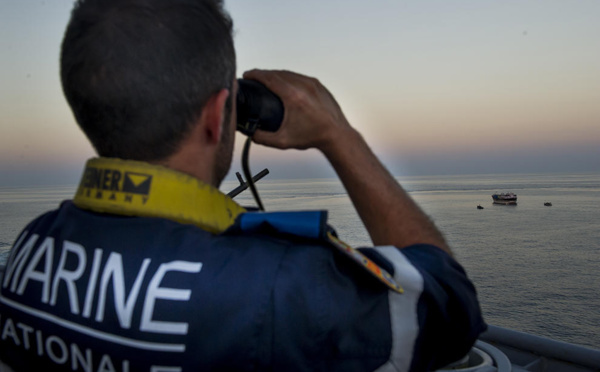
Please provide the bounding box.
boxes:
[1,264,599,371]
[492,192,517,205]
[544,202,553,206]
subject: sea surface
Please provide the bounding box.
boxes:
[1,172,599,349]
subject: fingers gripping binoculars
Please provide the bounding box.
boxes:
[236,79,284,136]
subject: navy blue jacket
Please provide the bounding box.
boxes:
[0,201,485,371]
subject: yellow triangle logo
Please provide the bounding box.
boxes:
[127,174,150,187]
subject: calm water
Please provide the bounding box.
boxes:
[1,173,599,349]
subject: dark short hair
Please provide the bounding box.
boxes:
[61,0,235,161]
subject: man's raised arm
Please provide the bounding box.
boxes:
[244,69,450,253]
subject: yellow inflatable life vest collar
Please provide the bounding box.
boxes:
[73,158,246,234]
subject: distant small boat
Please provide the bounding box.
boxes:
[477,205,484,210]
[492,192,517,205]
[544,202,552,206]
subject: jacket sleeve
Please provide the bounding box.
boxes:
[373,244,486,371]
[269,239,485,372]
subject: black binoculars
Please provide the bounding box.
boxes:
[236,79,284,136]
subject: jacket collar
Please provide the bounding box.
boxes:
[73,157,246,234]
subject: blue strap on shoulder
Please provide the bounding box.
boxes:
[237,210,328,239]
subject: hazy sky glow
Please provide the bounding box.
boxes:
[1,0,599,186]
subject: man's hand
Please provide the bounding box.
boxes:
[242,69,352,152]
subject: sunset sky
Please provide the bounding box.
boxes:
[1,0,599,186]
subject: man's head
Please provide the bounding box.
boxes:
[61,0,236,166]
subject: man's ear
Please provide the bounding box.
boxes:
[201,88,230,145]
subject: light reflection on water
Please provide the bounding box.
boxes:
[1,173,599,349]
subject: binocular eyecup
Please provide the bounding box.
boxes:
[236,79,284,136]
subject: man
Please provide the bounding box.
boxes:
[0,0,485,371]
